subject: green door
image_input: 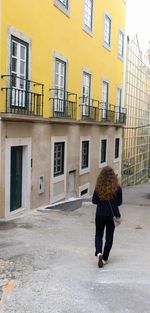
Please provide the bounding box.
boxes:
[10,146,23,212]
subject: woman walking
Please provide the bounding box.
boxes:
[92,166,122,268]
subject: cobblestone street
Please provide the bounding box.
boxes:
[0,259,15,300]
[0,182,150,312]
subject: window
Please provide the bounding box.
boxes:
[102,81,109,105]
[116,87,122,122]
[83,72,91,100]
[54,58,66,112]
[82,141,89,169]
[83,0,93,32]
[104,14,111,47]
[102,80,109,119]
[116,87,122,107]
[11,36,28,107]
[79,183,90,197]
[81,188,88,196]
[100,139,107,164]
[54,0,69,14]
[58,0,68,8]
[55,58,66,92]
[118,30,124,59]
[82,71,91,115]
[54,142,65,176]
[115,138,120,159]
[80,137,91,175]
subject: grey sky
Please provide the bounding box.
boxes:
[126,0,150,53]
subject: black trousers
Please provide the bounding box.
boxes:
[95,215,115,261]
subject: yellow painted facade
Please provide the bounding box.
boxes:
[0,0,126,218]
[1,0,126,117]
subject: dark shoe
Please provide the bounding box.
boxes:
[102,260,108,265]
[98,254,103,268]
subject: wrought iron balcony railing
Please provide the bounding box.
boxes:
[115,107,126,124]
[100,103,126,124]
[1,75,44,116]
[79,97,100,121]
[99,102,116,123]
[50,88,77,119]
[79,100,126,124]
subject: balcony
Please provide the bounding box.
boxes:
[115,107,126,124]
[80,100,126,125]
[1,75,44,116]
[79,97,100,121]
[100,103,116,123]
[50,88,77,119]
[100,103,126,124]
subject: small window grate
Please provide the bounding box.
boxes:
[81,188,88,196]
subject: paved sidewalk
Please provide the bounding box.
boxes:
[123,181,150,206]
[0,182,150,313]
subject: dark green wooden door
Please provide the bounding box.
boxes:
[10,146,23,212]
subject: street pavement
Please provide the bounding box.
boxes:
[0,182,150,313]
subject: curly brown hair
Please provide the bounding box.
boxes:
[95,166,119,200]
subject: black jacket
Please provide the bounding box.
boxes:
[92,186,122,218]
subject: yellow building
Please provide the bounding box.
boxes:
[0,0,126,218]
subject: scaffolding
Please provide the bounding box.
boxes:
[122,36,150,186]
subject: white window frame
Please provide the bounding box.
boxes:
[53,52,68,90]
[103,12,112,50]
[50,136,67,203]
[80,136,91,175]
[99,136,108,168]
[83,0,94,35]
[114,136,121,163]
[79,183,90,198]
[7,26,32,80]
[118,30,124,60]
[102,80,109,104]
[54,0,70,16]
[52,52,68,113]
[116,87,122,107]
[101,79,109,119]
[54,142,65,177]
[54,58,66,112]
[82,69,92,115]
[116,86,123,122]
[51,136,67,184]
[11,38,28,82]
[82,68,92,96]
[11,37,28,107]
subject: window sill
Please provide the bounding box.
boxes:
[79,167,90,175]
[54,0,70,17]
[114,158,120,163]
[53,173,65,183]
[103,43,111,52]
[82,26,93,38]
[99,162,107,168]
[118,55,124,62]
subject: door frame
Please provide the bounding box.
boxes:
[68,170,76,198]
[10,145,23,212]
[5,138,31,217]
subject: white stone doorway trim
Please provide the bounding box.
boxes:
[5,137,31,218]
